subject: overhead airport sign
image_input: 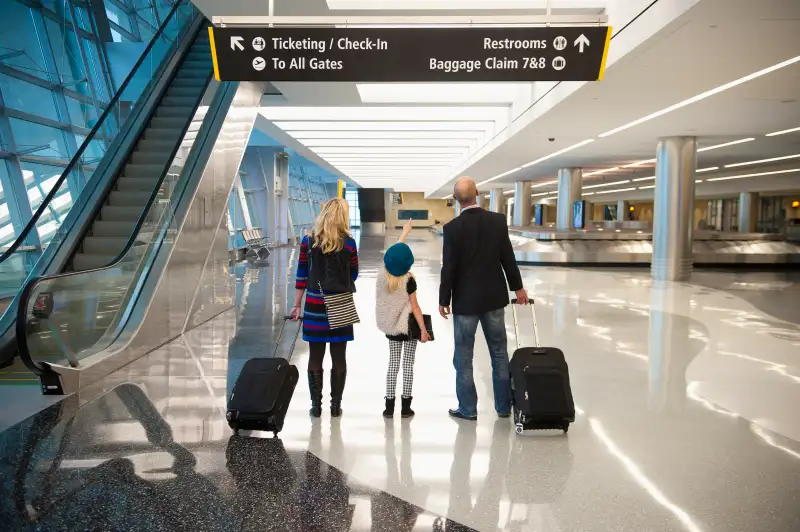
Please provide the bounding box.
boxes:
[208,26,612,83]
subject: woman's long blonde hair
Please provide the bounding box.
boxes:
[313,197,351,253]
[386,270,414,293]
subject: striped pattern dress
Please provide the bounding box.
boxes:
[296,234,359,343]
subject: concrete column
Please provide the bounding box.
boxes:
[584,201,593,222]
[556,168,582,230]
[273,151,290,245]
[652,137,697,282]
[489,188,504,213]
[617,200,628,221]
[480,194,490,210]
[738,192,759,233]
[513,181,532,227]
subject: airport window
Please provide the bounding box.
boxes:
[345,189,361,228]
[0,0,169,247]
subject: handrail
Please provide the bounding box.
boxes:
[0,0,187,265]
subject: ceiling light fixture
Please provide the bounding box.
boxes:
[622,159,656,168]
[765,126,800,137]
[275,121,495,131]
[594,187,637,195]
[313,147,466,154]
[520,139,596,169]
[480,166,523,186]
[584,179,631,189]
[697,138,755,152]
[289,130,484,140]
[632,176,655,182]
[696,166,718,173]
[531,180,558,188]
[584,167,620,177]
[261,106,507,122]
[705,168,800,182]
[598,55,800,138]
[583,192,595,196]
[724,153,800,168]
[695,179,703,183]
[638,185,655,190]
[531,191,551,197]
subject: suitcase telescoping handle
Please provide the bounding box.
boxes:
[510,298,540,349]
[273,316,302,359]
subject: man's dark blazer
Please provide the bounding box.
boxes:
[439,207,523,315]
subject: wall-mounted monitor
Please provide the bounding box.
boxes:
[398,210,429,221]
[534,204,543,225]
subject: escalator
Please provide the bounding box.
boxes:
[9,17,265,394]
[0,0,209,379]
[0,0,266,395]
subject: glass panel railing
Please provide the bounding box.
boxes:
[0,0,197,308]
[18,77,221,367]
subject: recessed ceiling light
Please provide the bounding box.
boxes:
[275,121,495,131]
[696,166,718,173]
[582,192,596,196]
[697,138,755,152]
[622,159,656,168]
[632,176,656,182]
[695,179,703,183]
[531,191,551,197]
[766,126,800,137]
[638,185,655,190]
[594,187,637,195]
[584,167,620,177]
[313,147,466,154]
[520,139,596,170]
[705,168,800,182]
[598,55,800,138]
[531,180,558,188]
[357,83,527,104]
[584,180,631,189]
[724,153,800,168]
[302,138,475,148]
[261,106,506,122]
[289,130,484,140]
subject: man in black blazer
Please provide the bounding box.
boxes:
[439,177,528,421]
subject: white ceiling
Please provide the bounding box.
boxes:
[198,0,800,201]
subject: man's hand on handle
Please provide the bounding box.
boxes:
[514,289,530,306]
[439,305,451,320]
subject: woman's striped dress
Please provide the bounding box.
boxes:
[296,234,359,343]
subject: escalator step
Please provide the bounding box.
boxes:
[91,221,142,238]
[117,177,161,191]
[137,139,177,153]
[100,205,143,222]
[108,191,153,206]
[151,116,188,129]
[124,163,165,178]
[83,236,129,254]
[156,106,193,118]
[167,87,204,98]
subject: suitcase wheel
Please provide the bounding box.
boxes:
[515,423,524,435]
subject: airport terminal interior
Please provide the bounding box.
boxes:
[0,0,798,530]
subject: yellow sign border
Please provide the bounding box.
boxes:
[597,26,613,81]
[208,27,221,81]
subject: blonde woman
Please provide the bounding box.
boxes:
[290,197,359,418]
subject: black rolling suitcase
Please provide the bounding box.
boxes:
[227,317,300,436]
[509,299,575,435]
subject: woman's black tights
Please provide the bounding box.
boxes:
[308,342,347,372]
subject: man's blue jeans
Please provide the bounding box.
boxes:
[452,308,511,417]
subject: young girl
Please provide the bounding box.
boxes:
[375,220,431,419]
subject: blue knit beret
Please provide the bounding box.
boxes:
[384,243,414,277]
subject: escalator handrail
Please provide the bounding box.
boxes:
[0,0,189,266]
[15,53,223,378]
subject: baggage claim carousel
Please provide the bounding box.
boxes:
[430,223,800,266]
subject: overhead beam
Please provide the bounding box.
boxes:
[213,14,609,26]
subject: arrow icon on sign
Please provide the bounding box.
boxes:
[574,34,590,53]
[231,36,244,51]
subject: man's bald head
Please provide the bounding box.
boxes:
[454,177,478,206]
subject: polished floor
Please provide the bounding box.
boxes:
[0,230,798,531]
